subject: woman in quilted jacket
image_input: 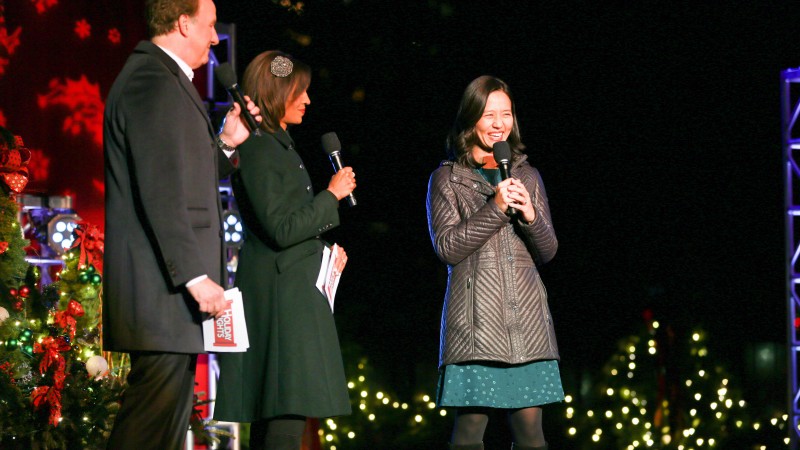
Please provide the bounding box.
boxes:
[426,75,563,450]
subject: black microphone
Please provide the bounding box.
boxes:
[321,132,357,207]
[492,141,515,216]
[214,62,261,136]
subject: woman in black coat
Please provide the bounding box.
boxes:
[214,51,355,450]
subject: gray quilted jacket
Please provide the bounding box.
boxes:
[426,156,559,369]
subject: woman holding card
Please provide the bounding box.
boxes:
[426,75,563,450]
[214,50,354,450]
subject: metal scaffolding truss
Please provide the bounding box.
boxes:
[783,67,800,448]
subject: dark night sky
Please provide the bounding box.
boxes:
[216,1,795,397]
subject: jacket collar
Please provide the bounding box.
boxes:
[134,41,214,137]
[443,161,494,195]
[441,153,529,195]
[272,127,295,150]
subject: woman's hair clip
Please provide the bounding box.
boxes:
[270,56,293,77]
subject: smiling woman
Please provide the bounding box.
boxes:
[427,75,562,450]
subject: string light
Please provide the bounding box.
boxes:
[562,320,785,448]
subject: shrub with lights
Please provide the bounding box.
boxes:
[312,351,449,450]
[563,315,788,448]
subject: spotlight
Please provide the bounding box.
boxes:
[223,211,244,247]
[47,213,81,255]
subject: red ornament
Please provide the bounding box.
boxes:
[13,301,22,311]
[0,136,30,194]
[9,288,17,297]
[19,286,30,297]
[0,242,7,254]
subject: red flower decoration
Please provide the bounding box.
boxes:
[32,334,71,426]
[71,221,104,271]
[52,299,85,339]
[31,385,62,426]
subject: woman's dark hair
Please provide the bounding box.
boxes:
[445,75,525,167]
[242,50,311,134]
[146,0,198,38]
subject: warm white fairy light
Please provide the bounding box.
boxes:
[347,382,355,389]
[376,392,384,399]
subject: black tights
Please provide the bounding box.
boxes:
[450,407,546,447]
[249,415,307,450]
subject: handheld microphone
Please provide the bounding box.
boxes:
[214,62,261,136]
[492,141,515,216]
[321,132,357,207]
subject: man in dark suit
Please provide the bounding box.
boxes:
[102,0,259,448]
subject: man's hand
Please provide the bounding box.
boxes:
[186,278,228,319]
[219,95,261,147]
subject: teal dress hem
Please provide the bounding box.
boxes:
[436,360,565,409]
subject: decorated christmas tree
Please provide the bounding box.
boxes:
[562,312,788,448]
[0,126,123,449]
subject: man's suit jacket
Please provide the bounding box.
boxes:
[103,41,234,353]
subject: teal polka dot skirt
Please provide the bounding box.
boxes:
[436,360,565,409]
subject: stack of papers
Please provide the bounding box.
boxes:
[315,243,348,313]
